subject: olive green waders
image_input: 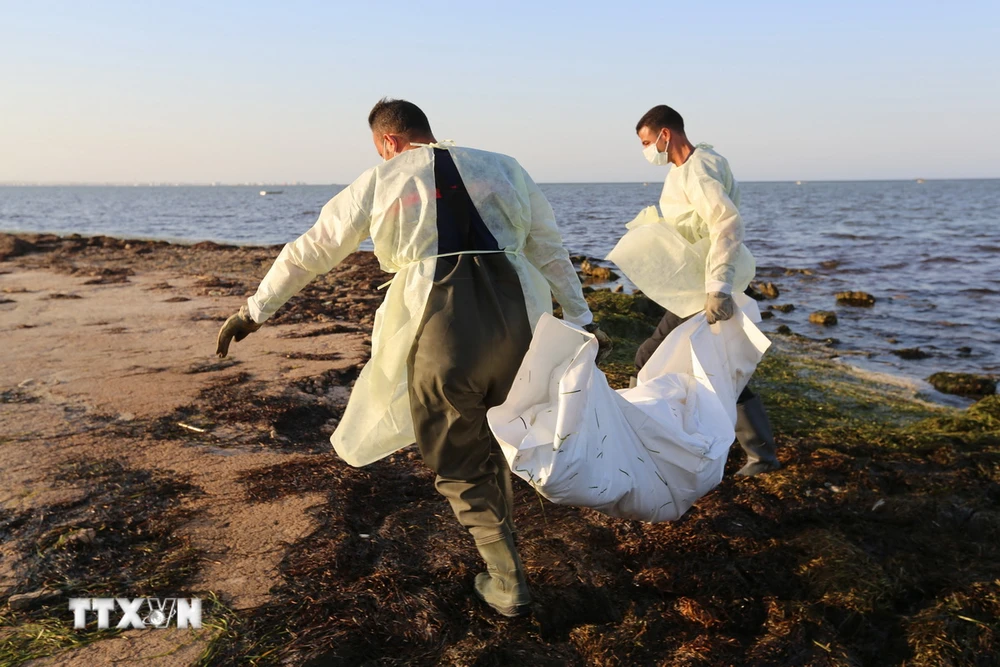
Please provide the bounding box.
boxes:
[404,149,533,616]
[407,253,532,615]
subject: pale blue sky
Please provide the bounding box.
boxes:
[1,1,997,184]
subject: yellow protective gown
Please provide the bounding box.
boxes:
[607,144,755,316]
[245,146,592,467]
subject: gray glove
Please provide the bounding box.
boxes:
[216,305,263,357]
[704,292,736,324]
[584,322,614,364]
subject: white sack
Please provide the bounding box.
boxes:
[487,297,770,523]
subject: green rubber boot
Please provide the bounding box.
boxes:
[474,529,531,617]
[734,395,781,477]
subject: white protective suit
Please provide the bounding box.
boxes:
[246,146,592,467]
[607,144,756,316]
[488,296,770,523]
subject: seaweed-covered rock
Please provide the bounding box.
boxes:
[969,394,1000,421]
[927,372,997,398]
[893,348,931,360]
[751,281,780,300]
[809,311,838,326]
[775,324,792,335]
[86,235,125,249]
[190,240,236,251]
[769,304,795,313]
[836,291,877,307]
[583,290,664,374]
[0,234,35,261]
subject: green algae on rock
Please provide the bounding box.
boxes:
[928,372,997,398]
[583,289,665,387]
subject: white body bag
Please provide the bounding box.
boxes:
[487,297,770,523]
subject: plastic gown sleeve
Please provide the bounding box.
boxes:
[687,162,744,295]
[521,169,593,327]
[246,172,374,323]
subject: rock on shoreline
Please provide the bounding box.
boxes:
[0,234,36,260]
[927,372,997,398]
[836,291,877,307]
[579,258,619,282]
[809,311,838,326]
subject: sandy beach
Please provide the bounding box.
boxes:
[1,232,998,666]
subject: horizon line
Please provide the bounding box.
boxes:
[1,177,998,187]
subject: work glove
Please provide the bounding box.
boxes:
[584,323,614,364]
[216,305,263,358]
[704,292,736,325]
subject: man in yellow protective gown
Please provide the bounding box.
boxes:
[215,99,610,617]
[633,104,780,477]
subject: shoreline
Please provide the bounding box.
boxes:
[3,229,989,406]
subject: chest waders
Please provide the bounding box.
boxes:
[405,149,532,615]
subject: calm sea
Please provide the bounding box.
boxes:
[2,180,999,392]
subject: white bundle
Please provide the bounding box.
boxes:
[487,298,770,522]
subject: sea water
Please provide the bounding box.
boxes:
[2,180,998,386]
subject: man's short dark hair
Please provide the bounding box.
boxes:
[635,105,685,135]
[368,98,433,138]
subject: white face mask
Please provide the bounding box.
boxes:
[642,132,670,166]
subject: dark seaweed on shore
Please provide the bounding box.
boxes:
[204,386,1000,666]
[0,459,204,663]
[2,460,202,602]
[133,365,362,453]
[195,292,1000,666]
